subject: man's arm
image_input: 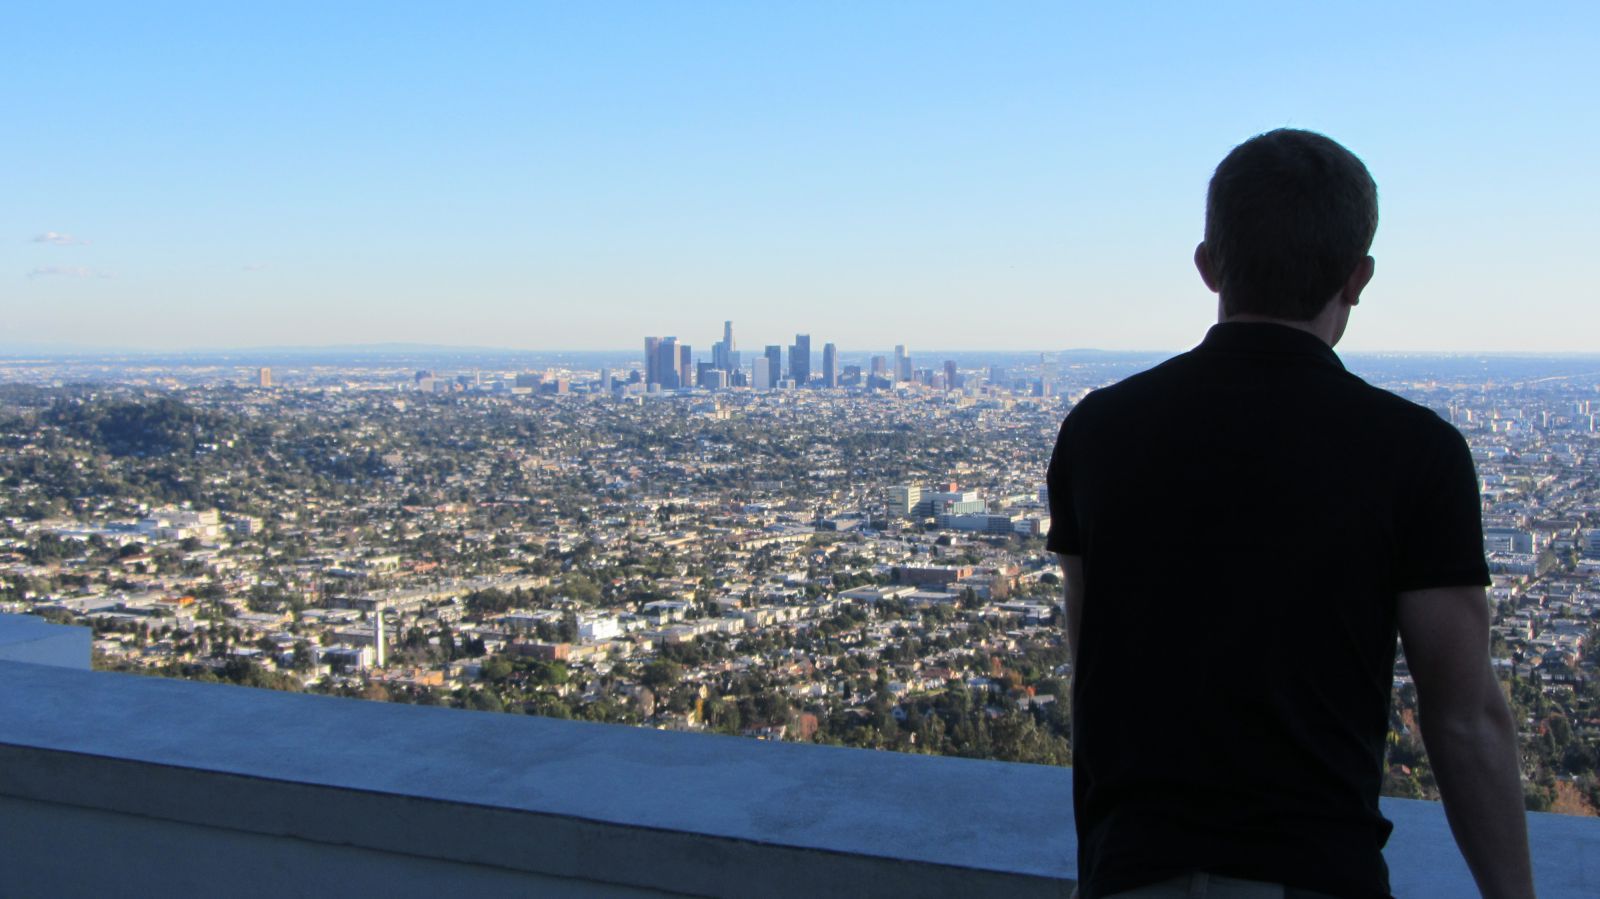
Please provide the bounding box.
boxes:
[1397,585,1534,899]
[1060,555,1084,666]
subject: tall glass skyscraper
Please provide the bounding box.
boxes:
[658,337,680,389]
[764,345,783,388]
[790,334,810,386]
[644,337,661,386]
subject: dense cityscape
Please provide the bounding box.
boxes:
[2,321,1597,816]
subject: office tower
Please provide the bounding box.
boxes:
[598,368,612,394]
[657,337,680,389]
[822,343,838,388]
[868,356,889,390]
[764,345,783,388]
[712,320,739,373]
[790,334,811,386]
[699,368,728,389]
[989,365,1007,387]
[257,367,272,388]
[943,360,959,390]
[894,345,912,382]
[886,485,922,517]
[752,357,772,390]
[841,364,862,386]
[644,337,661,386]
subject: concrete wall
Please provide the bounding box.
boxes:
[0,613,90,668]
[0,632,1596,897]
[0,795,659,899]
[0,659,1072,898]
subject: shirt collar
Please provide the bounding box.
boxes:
[1196,322,1346,371]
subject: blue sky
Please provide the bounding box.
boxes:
[4,2,1597,353]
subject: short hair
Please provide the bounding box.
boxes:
[1204,129,1379,321]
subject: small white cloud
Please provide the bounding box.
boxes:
[27,265,107,279]
[242,263,269,272]
[32,231,86,246]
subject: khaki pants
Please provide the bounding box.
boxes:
[1089,871,1343,899]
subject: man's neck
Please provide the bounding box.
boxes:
[1219,314,1330,343]
[1218,302,1346,347]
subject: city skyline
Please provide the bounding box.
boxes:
[5,4,1598,353]
[638,322,967,391]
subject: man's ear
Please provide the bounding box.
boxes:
[1342,255,1375,307]
[1194,242,1219,292]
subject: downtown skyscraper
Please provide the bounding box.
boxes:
[644,336,682,389]
[894,344,912,382]
[644,337,661,386]
[712,320,739,374]
[790,334,811,386]
[763,345,782,388]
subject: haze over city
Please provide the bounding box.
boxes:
[4,3,1598,353]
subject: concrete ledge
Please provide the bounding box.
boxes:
[0,794,663,898]
[0,613,90,668]
[0,660,1073,898]
[0,658,1596,897]
[1383,794,1600,897]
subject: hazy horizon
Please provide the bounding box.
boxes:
[7,338,1600,363]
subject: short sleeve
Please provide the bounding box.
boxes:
[1393,426,1490,591]
[1046,409,1082,555]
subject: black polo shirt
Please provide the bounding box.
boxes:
[1046,322,1488,899]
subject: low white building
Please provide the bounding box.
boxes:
[578,614,621,642]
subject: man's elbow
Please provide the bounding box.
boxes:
[1420,684,1515,746]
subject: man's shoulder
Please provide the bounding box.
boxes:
[1338,375,1466,441]
[1068,353,1195,412]
[1067,349,1464,444]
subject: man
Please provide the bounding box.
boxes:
[1046,129,1534,899]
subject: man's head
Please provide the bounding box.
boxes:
[1198,129,1378,323]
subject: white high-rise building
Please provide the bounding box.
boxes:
[373,608,386,668]
[886,485,922,517]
